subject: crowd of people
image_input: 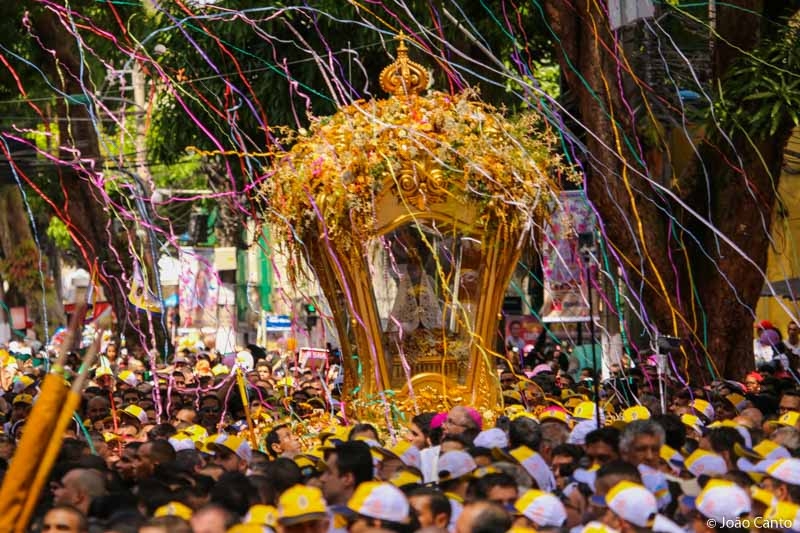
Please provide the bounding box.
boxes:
[3,319,800,533]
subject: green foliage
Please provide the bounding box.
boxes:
[713,20,800,140]
[0,239,42,293]
[46,216,73,251]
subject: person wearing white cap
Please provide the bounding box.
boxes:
[437,450,476,532]
[760,457,800,504]
[683,479,751,533]
[594,480,657,533]
[472,428,508,450]
[514,489,567,533]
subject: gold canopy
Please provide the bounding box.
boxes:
[262,35,573,415]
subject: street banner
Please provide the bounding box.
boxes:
[540,191,596,323]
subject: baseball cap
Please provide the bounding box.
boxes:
[226,525,268,533]
[763,458,800,485]
[472,428,509,449]
[708,420,752,448]
[183,424,209,443]
[691,399,714,421]
[119,405,148,427]
[538,406,571,426]
[437,450,477,481]
[779,411,800,428]
[244,505,278,528]
[154,501,192,521]
[681,413,704,435]
[724,393,747,413]
[660,445,685,474]
[684,449,728,477]
[573,401,600,421]
[212,364,230,376]
[622,405,651,423]
[94,366,113,379]
[594,481,657,528]
[278,485,328,525]
[376,441,421,469]
[497,445,556,492]
[168,434,196,452]
[208,434,253,464]
[346,481,410,524]
[388,467,423,489]
[638,464,672,510]
[12,394,32,406]
[117,370,139,387]
[738,439,791,476]
[685,480,751,522]
[515,489,567,527]
[757,319,775,330]
[567,419,598,445]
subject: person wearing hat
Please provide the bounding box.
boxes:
[513,488,567,532]
[345,481,415,533]
[592,480,657,533]
[437,450,476,531]
[761,458,800,505]
[442,406,482,442]
[376,441,421,482]
[277,485,330,533]
[683,479,751,533]
[208,434,252,474]
[3,394,32,434]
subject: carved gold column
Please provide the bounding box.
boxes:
[466,218,523,411]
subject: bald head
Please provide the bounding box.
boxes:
[55,468,107,515]
[455,501,510,533]
[85,397,110,422]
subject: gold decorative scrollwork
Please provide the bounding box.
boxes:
[393,161,448,210]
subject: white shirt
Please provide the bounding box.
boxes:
[420,445,440,483]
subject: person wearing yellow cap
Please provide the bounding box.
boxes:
[277,484,330,533]
[4,394,32,434]
[208,434,252,473]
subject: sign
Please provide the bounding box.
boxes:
[540,191,596,323]
[179,247,219,328]
[265,315,292,332]
[299,347,328,371]
[504,315,543,352]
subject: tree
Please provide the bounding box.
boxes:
[541,1,800,377]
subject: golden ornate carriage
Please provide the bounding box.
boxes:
[263,35,571,416]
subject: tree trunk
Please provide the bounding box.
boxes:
[31,9,156,349]
[543,0,797,380]
[0,185,64,339]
